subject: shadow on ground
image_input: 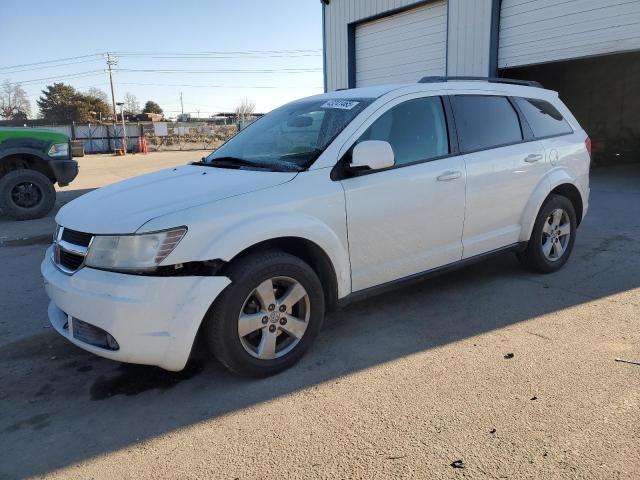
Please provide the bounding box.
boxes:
[0,165,638,478]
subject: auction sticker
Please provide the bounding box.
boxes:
[321,100,360,110]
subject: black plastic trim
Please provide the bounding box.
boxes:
[338,242,527,307]
[419,76,543,88]
[48,159,79,185]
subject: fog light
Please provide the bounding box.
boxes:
[72,318,120,351]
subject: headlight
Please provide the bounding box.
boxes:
[84,227,187,271]
[48,142,70,158]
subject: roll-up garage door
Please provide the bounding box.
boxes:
[499,0,640,68]
[355,1,448,87]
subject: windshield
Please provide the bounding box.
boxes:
[204,98,373,171]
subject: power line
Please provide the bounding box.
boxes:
[113,49,321,56]
[0,50,321,71]
[0,53,103,71]
[117,81,323,89]
[5,71,106,86]
[0,58,104,74]
[113,68,321,74]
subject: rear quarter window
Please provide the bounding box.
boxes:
[451,95,523,153]
[513,97,573,138]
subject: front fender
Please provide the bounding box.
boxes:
[195,213,352,298]
[519,167,579,242]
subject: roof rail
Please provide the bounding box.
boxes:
[418,76,543,88]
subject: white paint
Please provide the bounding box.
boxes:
[499,0,640,68]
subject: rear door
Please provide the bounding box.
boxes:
[451,95,548,258]
[340,95,466,291]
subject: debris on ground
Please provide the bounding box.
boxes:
[386,454,407,460]
[614,357,640,366]
[504,353,515,359]
[451,459,465,469]
[531,395,538,401]
[489,428,497,434]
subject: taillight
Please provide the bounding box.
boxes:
[585,136,592,158]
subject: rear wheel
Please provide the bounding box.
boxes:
[203,250,325,377]
[517,194,577,273]
[0,169,56,220]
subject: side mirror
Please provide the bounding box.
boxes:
[351,140,395,171]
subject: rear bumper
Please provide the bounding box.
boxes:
[48,159,78,186]
[41,247,230,371]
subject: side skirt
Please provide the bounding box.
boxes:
[338,242,527,307]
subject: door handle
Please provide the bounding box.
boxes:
[524,153,543,163]
[437,170,462,181]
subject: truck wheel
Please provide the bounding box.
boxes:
[203,250,325,377]
[0,169,56,220]
[517,194,577,273]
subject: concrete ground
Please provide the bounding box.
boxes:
[0,153,638,479]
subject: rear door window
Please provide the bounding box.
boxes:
[451,95,523,152]
[513,97,573,138]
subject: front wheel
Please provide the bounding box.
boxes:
[517,194,577,273]
[0,169,56,220]
[203,250,325,377]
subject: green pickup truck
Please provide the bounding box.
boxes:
[0,128,78,220]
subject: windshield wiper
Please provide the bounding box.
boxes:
[199,156,302,172]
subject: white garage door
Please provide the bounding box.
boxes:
[355,1,447,87]
[499,0,640,68]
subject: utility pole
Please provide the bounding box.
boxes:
[180,92,184,115]
[106,53,118,153]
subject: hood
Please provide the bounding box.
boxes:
[56,164,297,234]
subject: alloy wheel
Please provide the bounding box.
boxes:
[237,276,310,360]
[541,208,571,261]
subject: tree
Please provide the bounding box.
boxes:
[0,80,31,120]
[37,83,110,123]
[124,92,140,114]
[142,100,163,115]
[235,98,256,119]
[84,87,109,103]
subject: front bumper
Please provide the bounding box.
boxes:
[41,247,230,371]
[48,159,78,186]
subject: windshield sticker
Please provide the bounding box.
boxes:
[321,100,360,110]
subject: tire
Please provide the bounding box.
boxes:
[517,194,577,273]
[203,250,325,377]
[0,169,56,221]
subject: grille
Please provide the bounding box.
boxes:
[59,249,84,271]
[61,228,93,247]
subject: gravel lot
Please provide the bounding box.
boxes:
[0,152,638,479]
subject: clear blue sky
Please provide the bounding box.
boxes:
[0,0,324,118]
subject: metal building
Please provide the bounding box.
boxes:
[322,0,640,164]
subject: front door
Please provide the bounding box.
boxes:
[340,96,466,291]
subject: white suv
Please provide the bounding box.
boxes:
[42,78,590,376]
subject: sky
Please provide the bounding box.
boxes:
[0,0,324,118]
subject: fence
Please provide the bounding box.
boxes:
[33,122,239,154]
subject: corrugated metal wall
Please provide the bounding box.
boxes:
[446,0,493,75]
[499,0,640,68]
[324,0,494,91]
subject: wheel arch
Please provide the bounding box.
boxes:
[0,150,55,182]
[220,236,341,310]
[519,169,584,242]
